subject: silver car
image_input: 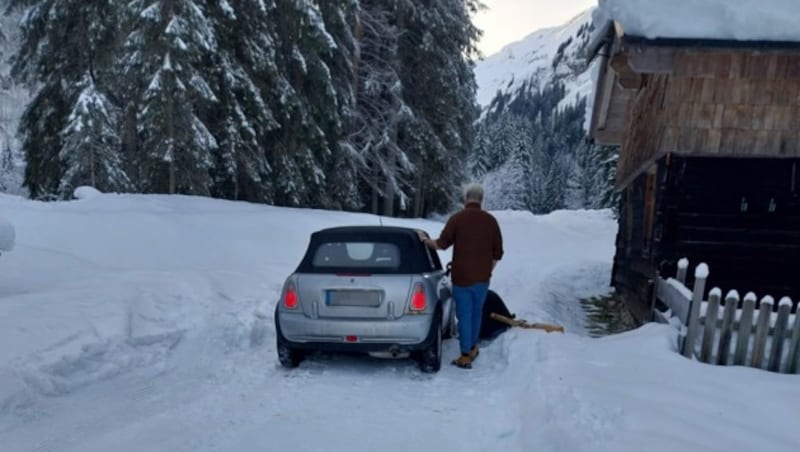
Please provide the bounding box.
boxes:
[275,226,456,372]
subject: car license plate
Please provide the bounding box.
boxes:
[326,290,382,307]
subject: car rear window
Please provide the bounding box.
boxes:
[295,228,442,274]
[312,242,401,270]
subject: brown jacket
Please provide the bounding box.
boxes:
[436,202,503,286]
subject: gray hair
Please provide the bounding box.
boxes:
[464,183,484,203]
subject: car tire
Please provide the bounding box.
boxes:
[277,336,305,368]
[417,316,442,373]
[275,310,305,368]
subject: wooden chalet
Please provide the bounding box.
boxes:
[587,22,800,320]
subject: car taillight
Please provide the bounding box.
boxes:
[410,283,426,311]
[284,282,298,309]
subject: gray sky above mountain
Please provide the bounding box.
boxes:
[475,0,596,55]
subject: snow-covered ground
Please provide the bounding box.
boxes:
[1,193,798,452]
[0,214,13,252]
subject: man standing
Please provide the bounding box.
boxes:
[418,183,503,369]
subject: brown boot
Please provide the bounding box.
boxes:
[468,345,480,361]
[451,353,473,369]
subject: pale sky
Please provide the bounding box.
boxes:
[474,0,597,56]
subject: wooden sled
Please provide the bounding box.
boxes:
[490,313,565,334]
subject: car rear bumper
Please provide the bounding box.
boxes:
[276,311,434,352]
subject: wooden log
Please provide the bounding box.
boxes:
[489,313,565,333]
[700,289,722,363]
[768,298,792,372]
[717,290,740,365]
[624,43,676,73]
[682,263,708,358]
[786,309,800,374]
[751,296,775,369]
[734,292,757,365]
[676,258,689,284]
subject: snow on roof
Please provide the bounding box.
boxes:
[593,0,800,42]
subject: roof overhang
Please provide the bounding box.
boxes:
[586,22,800,147]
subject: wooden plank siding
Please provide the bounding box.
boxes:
[613,49,800,189]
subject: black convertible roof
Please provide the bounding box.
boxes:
[312,225,420,238]
[296,225,441,274]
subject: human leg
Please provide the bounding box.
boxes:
[470,282,490,349]
[452,285,473,355]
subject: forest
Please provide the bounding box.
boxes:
[1,0,616,217]
[2,0,482,217]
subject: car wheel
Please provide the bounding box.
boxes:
[417,320,442,373]
[277,338,304,368]
[275,310,305,368]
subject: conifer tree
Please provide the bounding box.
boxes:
[58,77,132,195]
[7,0,123,198]
[126,0,218,194]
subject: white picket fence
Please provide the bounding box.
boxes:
[654,259,800,374]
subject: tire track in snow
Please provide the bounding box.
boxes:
[3,311,270,452]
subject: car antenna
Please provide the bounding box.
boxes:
[378,215,384,226]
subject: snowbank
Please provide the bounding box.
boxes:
[594,0,800,41]
[0,215,14,251]
[73,186,103,200]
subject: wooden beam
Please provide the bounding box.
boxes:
[618,72,644,90]
[593,129,626,146]
[610,54,644,89]
[597,63,616,130]
[621,42,677,74]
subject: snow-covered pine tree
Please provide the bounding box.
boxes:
[395,0,482,217]
[58,77,132,196]
[7,0,123,199]
[352,0,414,216]
[267,0,355,208]
[0,139,12,191]
[468,122,494,180]
[316,0,363,211]
[480,160,526,211]
[1,140,11,172]
[206,0,281,202]
[597,144,620,213]
[506,114,538,210]
[126,0,218,195]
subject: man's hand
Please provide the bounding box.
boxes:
[416,229,428,242]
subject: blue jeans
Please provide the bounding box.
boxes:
[452,282,490,354]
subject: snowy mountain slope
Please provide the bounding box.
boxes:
[1,193,799,452]
[474,9,596,112]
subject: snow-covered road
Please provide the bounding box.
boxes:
[1,193,798,452]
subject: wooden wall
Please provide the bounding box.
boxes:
[615,50,800,189]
